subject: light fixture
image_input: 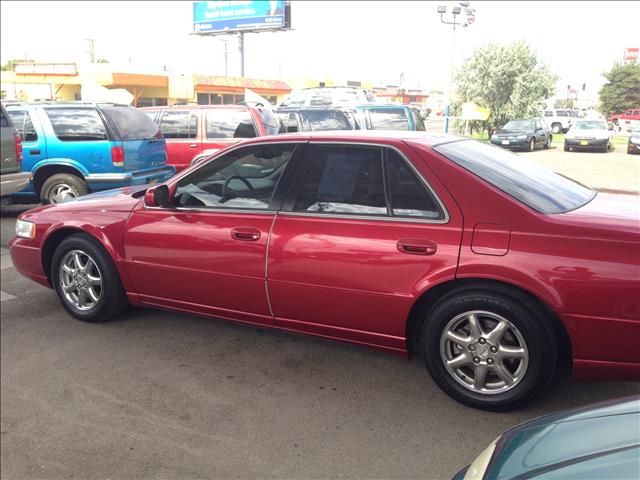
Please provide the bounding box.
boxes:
[437,5,447,13]
[452,6,462,14]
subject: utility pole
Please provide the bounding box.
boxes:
[221,38,229,77]
[238,32,245,78]
[85,39,96,63]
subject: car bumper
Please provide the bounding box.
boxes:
[565,138,608,148]
[628,141,640,153]
[85,166,176,189]
[490,138,529,148]
[8,237,50,287]
[1,172,32,197]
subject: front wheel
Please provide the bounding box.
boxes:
[51,234,129,322]
[544,136,551,149]
[528,139,535,152]
[421,290,556,410]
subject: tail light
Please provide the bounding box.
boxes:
[14,132,23,167]
[111,145,124,167]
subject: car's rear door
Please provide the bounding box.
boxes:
[267,141,463,352]
[123,141,304,326]
[157,109,199,172]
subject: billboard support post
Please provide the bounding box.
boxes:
[239,32,245,78]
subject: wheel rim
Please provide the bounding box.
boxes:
[50,184,77,203]
[58,249,103,311]
[440,310,529,395]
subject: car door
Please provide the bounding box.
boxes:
[267,142,463,352]
[158,109,199,172]
[123,141,303,326]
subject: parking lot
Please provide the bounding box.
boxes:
[1,146,638,479]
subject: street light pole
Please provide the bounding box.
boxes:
[437,5,463,134]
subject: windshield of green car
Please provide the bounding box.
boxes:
[503,120,535,130]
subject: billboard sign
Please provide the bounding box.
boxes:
[193,1,288,34]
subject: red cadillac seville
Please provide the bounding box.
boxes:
[9,131,640,410]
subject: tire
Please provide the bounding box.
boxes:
[528,139,535,152]
[41,173,89,204]
[551,123,562,134]
[564,143,570,152]
[421,289,557,411]
[544,136,551,149]
[51,234,129,323]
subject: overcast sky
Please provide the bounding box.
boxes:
[1,1,638,100]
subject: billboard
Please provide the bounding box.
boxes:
[193,1,290,34]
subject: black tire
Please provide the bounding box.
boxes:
[529,139,535,152]
[421,289,557,411]
[551,123,562,134]
[564,143,570,152]
[41,173,89,204]
[51,234,128,322]
[544,136,551,149]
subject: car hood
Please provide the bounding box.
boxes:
[554,189,640,242]
[567,128,610,138]
[484,397,640,479]
[25,185,147,216]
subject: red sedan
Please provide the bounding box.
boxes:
[9,131,639,410]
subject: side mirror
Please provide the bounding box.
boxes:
[144,184,172,207]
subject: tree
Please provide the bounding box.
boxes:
[96,58,110,64]
[453,41,557,131]
[599,61,640,115]
[1,58,35,71]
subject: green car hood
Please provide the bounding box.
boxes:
[485,396,640,480]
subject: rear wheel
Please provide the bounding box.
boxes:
[551,123,562,134]
[564,143,570,152]
[51,234,128,322]
[544,136,551,149]
[421,290,556,410]
[41,173,88,204]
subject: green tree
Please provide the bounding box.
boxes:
[1,58,35,71]
[599,61,640,115]
[453,41,557,131]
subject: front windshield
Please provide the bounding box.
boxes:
[574,120,607,130]
[434,140,595,214]
[503,120,535,130]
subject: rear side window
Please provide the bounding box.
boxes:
[205,109,257,139]
[46,108,107,141]
[434,140,595,214]
[159,110,197,139]
[292,145,387,215]
[7,110,38,141]
[387,149,445,219]
[368,108,409,130]
[300,111,351,131]
[100,106,161,140]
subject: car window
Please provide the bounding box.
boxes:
[504,120,534,130]
[174,143,297,210]
[255,107,282,135]
[575,120,607,130]
[412,108,426,131]
[159,110,197,139]
[435,140,595,214]
[387,149,445,220]
[300,111,351,131]
[544,111,552,116]
[205,109,257,139]
[368,108,410,130]
[0,107,8,127]
[535,120,542,129]
[7,110,38,141]
[557,111,568,117]
[292,145,387,215]
[45,108,107,141]
[143,111,158,122]
[100,106,161,140]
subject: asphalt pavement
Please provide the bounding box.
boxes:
[1,183,638,479]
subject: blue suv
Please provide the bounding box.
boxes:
[5,103,175,203]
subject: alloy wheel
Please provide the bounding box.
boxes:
[58,249,103,311]
[50,184,78,203]
[440,310,529,395]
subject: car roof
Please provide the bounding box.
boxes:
[140,104,253,111]
[3,102,127,109]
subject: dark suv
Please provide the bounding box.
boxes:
[142,104,284,172]
[0,104,31,200]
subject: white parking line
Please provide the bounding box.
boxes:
[1,290,16,302]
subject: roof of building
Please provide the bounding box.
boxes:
[193,75,291,92]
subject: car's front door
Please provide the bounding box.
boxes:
[123,142,303,326]
[267,142,463,352]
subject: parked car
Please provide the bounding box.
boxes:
[564,119,613,152]
[0,104,31,200]
[452,396,640,479]
[352,104,426,131]
[608,108,640,132]
[542,109,573,134]
[490,117,552,151]
[9,132,639,411]
[278,87,377,108]
[628,125,640,154]
[4,102,174,204]
[276,108,360,132]
[142,104,282,173]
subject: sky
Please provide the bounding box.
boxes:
[1,0,639,101]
